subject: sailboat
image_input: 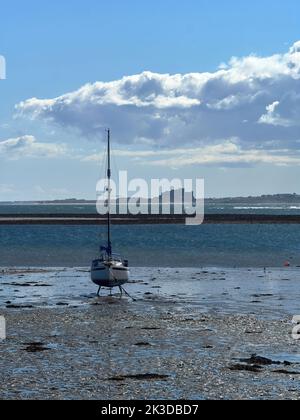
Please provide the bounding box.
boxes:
[91,129,130,297]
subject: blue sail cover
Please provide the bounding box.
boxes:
[100,244,112,254]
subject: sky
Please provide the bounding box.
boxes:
[1,0,300,200]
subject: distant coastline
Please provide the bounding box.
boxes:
[1,193,300,205]
[2,194,300,224]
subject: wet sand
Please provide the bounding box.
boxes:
[1,267,300,400]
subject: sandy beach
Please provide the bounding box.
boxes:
[1,267,300,400]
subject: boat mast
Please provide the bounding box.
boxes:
[107,129,112,257]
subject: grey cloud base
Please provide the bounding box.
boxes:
[13,42,300,167]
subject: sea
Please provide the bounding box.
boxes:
[1,202,300,268]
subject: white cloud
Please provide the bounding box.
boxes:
[15,41,300,165]
[259,101,297,127]
[0,55,6,80]
[141,142,300,168]
[83,139,300,169]
[0,184,14,194]
[0,135,66,159]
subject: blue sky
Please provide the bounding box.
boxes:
[1,0,300,200]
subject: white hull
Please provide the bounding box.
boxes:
[91,260,129,288]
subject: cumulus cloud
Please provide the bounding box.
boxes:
[15,42,300,162]
[0,135,66,159]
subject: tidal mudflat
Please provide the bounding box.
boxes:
[0,267,300,400]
